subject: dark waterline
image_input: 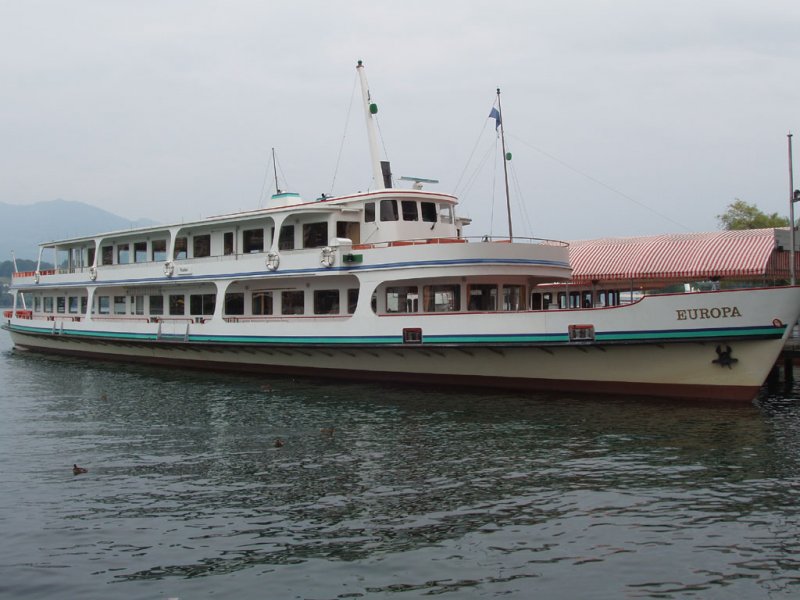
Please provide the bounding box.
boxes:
[1,334,799,599]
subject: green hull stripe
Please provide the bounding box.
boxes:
[6,323,784,345]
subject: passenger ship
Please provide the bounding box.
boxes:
[4,62,800,401]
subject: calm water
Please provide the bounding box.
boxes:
[1,334,800,599]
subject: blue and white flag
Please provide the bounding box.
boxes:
[488,107,501,130]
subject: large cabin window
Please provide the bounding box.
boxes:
[174,237,188,260]
[87,247,96,267]
[468,284,498,311]
[337,221,361,244]
[252,291,273,315]
[380,199,399,221]
[193,234,211,258]
[132,296,145,315]
[279,225,295,250]
[152,240,167,262]
[43,297,53,313]
[134,242,147,263]
[439,204,453,224]
[386,286,418,313]
[365,202,375,223]
[224,292,244,315]
[423,285,460,313]
[190,294,215,315]
[169,294,185,315]
[314,290,340,315]
[303,222,328,248]
[347,288,358,314]
[401,201,419,221]
[81,297,88,314]
[114,296,127,314]
[97,296,109,315]
[57,297,66,314]
[281,290,304,315]
[34,297,41,312]
[503,285,526,311]
[531,292,552,310]
[224,232,234,255]
[117,244,130,264]
[68,296,79,314]
[421,202,437,222]
[101,245,113,266]
[243,229,263,253]
[149,295,164,315]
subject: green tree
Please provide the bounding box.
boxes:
[717,199,789,230]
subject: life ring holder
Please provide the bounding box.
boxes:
[89,266,97,281]
[164,261,175,277]
[266,251,280,271]
[320,246,335,268]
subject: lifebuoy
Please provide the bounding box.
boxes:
[320,246,335,268]
[164,261,175,277]
[266,251,280,271]
[89,266,97,281]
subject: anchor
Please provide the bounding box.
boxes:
[712,345,738,369]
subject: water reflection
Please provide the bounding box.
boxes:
[2,344,800,597]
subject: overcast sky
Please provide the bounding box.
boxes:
[2,1,799,241]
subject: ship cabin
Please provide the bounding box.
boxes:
[8,188,605,328]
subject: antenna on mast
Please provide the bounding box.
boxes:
[272,147,281,195]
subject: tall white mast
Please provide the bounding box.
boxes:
[356,60,385,190]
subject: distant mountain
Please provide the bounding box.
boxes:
[0,199,158,261]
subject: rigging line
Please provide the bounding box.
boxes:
[507,133,692,232]
[453,117,497,197]
[275,152,290,193]
[329,73,359,196]
[509,159,535,238]
[490,135,499,235]
[460,142,497,202]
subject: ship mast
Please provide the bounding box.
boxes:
[356,60,386,190]
[496,88,513,240]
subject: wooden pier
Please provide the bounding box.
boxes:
[771,337,800,385]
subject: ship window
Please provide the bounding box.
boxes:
[149,295,164,315]
[303,222,328,248]
[439,204,453,224]
[243,229,263,253]
[423,284,461,312]
[569,291,580,309]
[347,288,359,314]
[101,245,113,266]
[134,242,147,263]
[252,291,273,315]
[190,294,215,316]
[57,297,66,314]
[174,237,188,260]
[169,294,185,315]
[531,292,543,311]
[224,232,234,255]
[97,296,109,315]
[314,289,340,315]
[68,296,79,314]
[224,292,244,315]
[421,202,437,222]
[503,285,526,311]
[401,201,419,221]
[380,199,399,221]
[468,284,497,311]
[114,296,127,314]
[132,296,144,315]
[87,247,96,267]
[193,234,211,258]
[281,290,304,315]
[43,297,53,312]
[117,244,130,265]
[364,202,375,223]
[34,296,41,312]
[81,297,88,314]
[152,240,167,262]
[386,286,418,313]
[279,225,295,250]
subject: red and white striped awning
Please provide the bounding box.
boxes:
[568,229,781,284]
